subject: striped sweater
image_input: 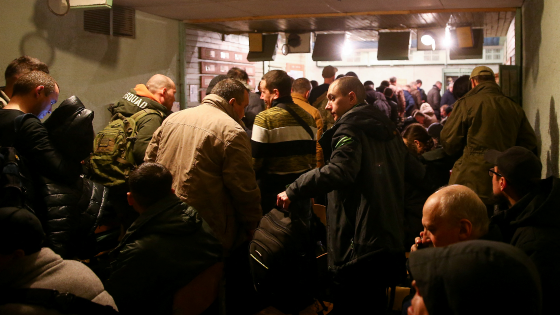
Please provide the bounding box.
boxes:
[251,96,317,176]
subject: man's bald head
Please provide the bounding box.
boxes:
[422,185,489,247]
[146,74,175,92]
[146,74,176,110]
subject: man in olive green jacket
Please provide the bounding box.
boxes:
[440,66,537,206]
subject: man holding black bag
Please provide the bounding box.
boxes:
[278,77,421,314]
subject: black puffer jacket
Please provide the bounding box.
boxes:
[287,103,423,284]
[491,176,560,315]
[39,96,109,259]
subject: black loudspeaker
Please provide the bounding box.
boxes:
[449,29,484,60]
[377,32,410,60]
[247,34,278,62]
[312,34,345,61]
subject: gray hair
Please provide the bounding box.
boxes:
[436,185,489,238]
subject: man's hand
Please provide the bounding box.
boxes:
[410,231,433,252]
[276,191,291,210]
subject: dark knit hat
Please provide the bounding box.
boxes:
[484,146,542,183]
[0,207,44,255]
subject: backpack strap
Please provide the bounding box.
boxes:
[0,288,118,315]
[130,108,164,121]
[276,103,314,140]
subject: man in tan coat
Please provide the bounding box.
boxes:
[389,76,406,117]
[291,77,325,168]
[145,79,262,253]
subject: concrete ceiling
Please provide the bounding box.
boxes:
[113,0,522,39]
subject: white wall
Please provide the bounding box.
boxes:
[1,0,180,132]
[522,0,560,178]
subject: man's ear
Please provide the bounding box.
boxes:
[348,91,357,105]
[34,85,45,98]
[305,90,310,99]
[458,219,473,241]
[228,98,236,107]
[272,89,280,99]
[499,177,507,192]
[126,192,134,206]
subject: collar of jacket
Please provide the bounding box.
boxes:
[462,81,501,99]
[134,84,160,103]
[201,94,245,127]
[291,93,308,104]
[271,95,294,107]
[112,194,184,253]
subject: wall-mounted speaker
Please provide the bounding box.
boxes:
[449,28,484,60]
[377,32,410,60]
[312,34,345,61]
[247,34,278,62]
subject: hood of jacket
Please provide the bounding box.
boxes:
[200,93,244,127]
[494,177,560,229]
[419,103,435,117]
[409,240,542,315]
[110,84,170,117]
[333,103,396,142]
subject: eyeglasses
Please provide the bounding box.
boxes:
[488,168,503,178]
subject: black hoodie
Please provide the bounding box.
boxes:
[287,103,423,284]
[409,240,541,315]
[491,176,560,314]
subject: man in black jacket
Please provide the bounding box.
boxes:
[106,163,222,315]
[486,146,560,315]
[277,76,420,313]
[0,71,81,185]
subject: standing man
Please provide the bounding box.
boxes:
[109,74,175,165]
[486,146,560,314]
[277,77,418,314]
[416,79,428,103]
[291,77,325,168]
[440,66,537,212]
[252,70,316,213]
[309,66,337,130]
[388,76,406,117]
[1,56,49,108]
[409,81,423,109]
[145,78,261,253]
[427,81,442,119]
[227,67,264,136]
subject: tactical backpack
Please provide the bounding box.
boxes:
[88,109,162,186]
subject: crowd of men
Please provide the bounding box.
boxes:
[0,56,557,315]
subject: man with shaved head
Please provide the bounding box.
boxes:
[109,74,176,165]
[411,185,490,251]
[1,56,49,108]
[277,76,421,313]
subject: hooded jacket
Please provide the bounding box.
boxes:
[419,103,438,128]
[491,176,560,314]
[145,94,262,252]
[109,84,171,165]
[439,81,537,204]
[105,194,222,315]
[286,103,421,284]
[0,247,117,314]
[409,240,541,315]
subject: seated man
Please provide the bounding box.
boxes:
[408,240,542,315]
[0,207,117,314]
[0,71,81,185]
[411,185,492,251]
[486,146,560,314]
[105,163,223,315]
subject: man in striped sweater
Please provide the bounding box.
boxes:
[251,70,317,214]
